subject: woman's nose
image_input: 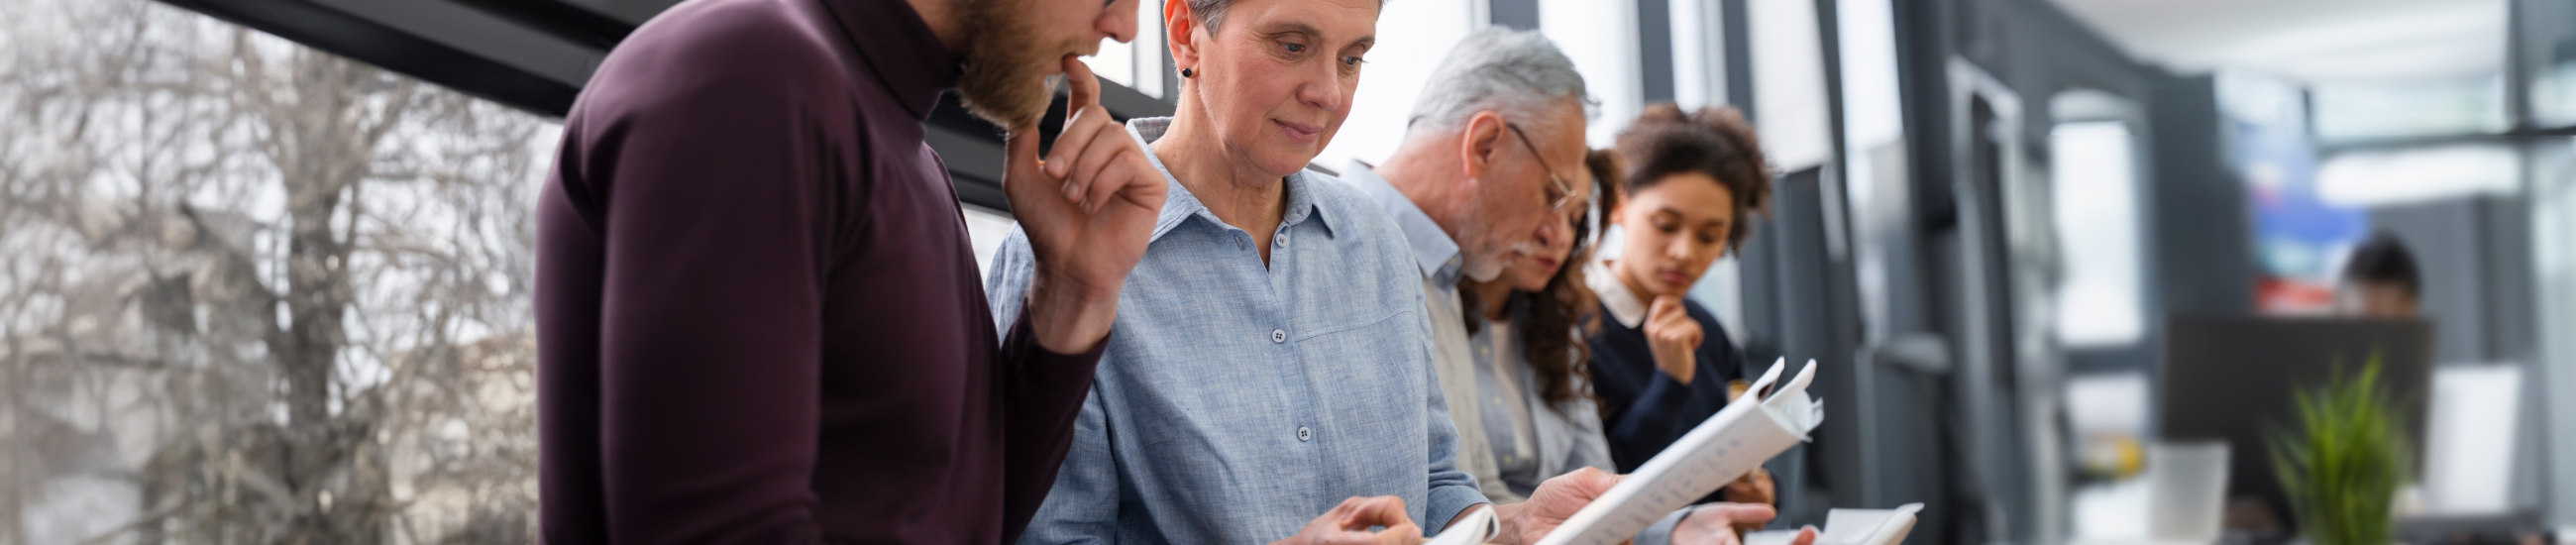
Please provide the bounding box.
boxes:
[1294,64,1347,113]
[1534,218,1568,250]
[1666,237,1696,261]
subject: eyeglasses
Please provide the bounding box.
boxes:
[1504,122,1583,216]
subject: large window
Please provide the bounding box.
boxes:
[1085,0,1170,99]
[1746,0,1832,171]
[1312,0,1474,169]
[1837,0,1905,342]
[2047,122,2145,347]
[1,1,552,542]
[2533,138,2576,525]
[1667,0,1725,111]
[1541,0,1640,147]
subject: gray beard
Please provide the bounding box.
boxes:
[1461,252,1509,282]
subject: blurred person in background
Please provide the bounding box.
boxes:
[987,3,1643,544]
[1586,104,1779,508]
[2337,231,2421,318]
[533,0,1169,541]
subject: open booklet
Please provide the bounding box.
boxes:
[1747,503,1923,545]
[1522,358,1828,545]
[1426,503,1501,545]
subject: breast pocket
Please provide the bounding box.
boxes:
[1295,308,1429,433]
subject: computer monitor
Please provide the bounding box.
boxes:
[2156,315,2434,530]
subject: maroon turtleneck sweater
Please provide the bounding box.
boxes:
[535,0,1104,542]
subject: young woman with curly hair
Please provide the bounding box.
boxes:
[1585,103,1778,507]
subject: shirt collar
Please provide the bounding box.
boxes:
[1586,258,1649,329]
[1127,117,1336,243]
[820,0,960,121]
[1342,161,1462,284]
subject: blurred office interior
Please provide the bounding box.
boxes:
[2,0,2574,543]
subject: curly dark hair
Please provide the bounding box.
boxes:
[1458,149,1624,415]
[1611,103,1773,254]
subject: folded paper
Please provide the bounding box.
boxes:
[1533,359,1827,545]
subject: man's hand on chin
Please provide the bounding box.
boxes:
[1006,54,1167,354]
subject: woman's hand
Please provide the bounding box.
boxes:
[1645,295,1702,384]
[1271,496,1426,545]
[1720,469,1776,533]
[1671,503,1813,545]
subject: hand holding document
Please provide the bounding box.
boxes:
[1531,359,1829,545]
[1424,504,1500,545]
[1675,503,1811,545]
[1747,504,1923,545]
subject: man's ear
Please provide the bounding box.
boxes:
[1457,111,1508,185]
[1165,0,1200,76]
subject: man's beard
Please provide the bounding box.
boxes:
[1454,193,1535,281]
[952,0,1088,130]
[1461,242,1535,282]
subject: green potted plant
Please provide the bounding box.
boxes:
[2269,356,2413,545]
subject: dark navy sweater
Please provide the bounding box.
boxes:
[1584,298,1752,474]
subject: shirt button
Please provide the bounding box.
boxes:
[1297,426,1313,442]
[1276,233,1289,248]
[1271,329,1287,343]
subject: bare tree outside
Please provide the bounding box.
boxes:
[0,0,555,542]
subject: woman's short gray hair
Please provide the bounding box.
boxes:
[1408,28,1596,135]
[1186,0,1386,31]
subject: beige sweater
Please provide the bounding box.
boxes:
[1422,275,1524,503]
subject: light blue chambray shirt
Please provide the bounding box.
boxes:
[1339,161,1465,288]
[988,118,1488,544]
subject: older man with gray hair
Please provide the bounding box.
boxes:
[1341,26,1595,509]
[1343,28,1810,545]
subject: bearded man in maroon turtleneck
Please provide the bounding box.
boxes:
[533,0,1170,541]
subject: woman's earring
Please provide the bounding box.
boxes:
[1181,68,1194,78]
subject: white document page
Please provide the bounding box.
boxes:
[1748,503,1924,545]
[1532,359,1826,545]
[1426,503,1499,545]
